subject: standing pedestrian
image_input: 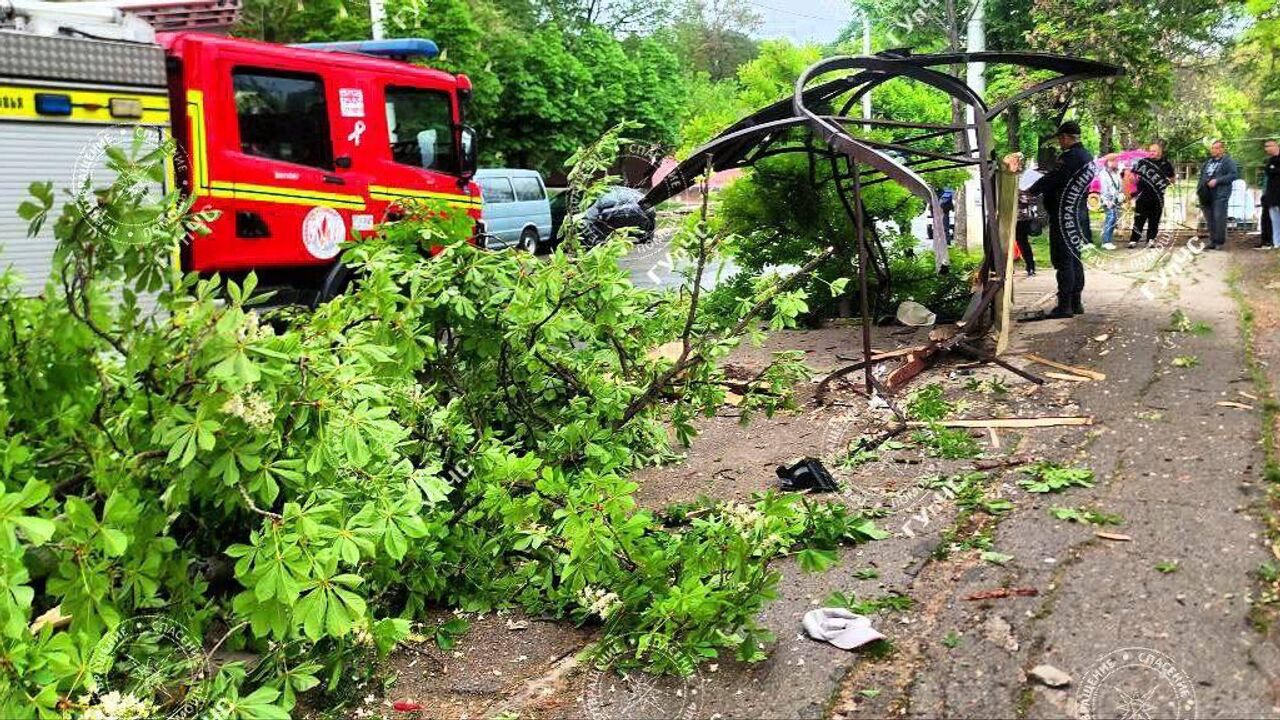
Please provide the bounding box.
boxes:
[1129,141,1175,248]
[1262,139,1280,249]
[939,187,956,245]
[1028,120,1094,317]
[1197,140,1239,250]
[1098,157,1123,250]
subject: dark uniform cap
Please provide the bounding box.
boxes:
[1056,121,1082,137]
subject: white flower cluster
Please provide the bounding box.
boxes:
[80,691,155,720]
[724,502,765,533]
[221,391,273,428]
[579,586,621,619]
[234,310,267,344]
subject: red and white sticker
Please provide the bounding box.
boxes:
[302,206,345,259]
[339,88,365,118]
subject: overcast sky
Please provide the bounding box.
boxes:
[748,0,855,45]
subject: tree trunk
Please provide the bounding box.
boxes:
[1007,105,1021,153]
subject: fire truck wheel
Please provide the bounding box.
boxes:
[519,228,540,255]
[313,262,354,307]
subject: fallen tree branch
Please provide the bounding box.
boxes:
[1020,353,1106,381]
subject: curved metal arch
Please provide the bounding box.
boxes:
[793,55,999,270]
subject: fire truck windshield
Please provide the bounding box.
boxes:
[385,86,455,174]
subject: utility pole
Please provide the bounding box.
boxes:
[860,10,871,131]
[369,0,386,39]
[963,0,986,251]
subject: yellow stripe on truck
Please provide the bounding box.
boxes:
[370,184,482,209]
[0,84,169,125]
[186,89,210,193]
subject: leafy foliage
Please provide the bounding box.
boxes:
[0,133,887,715]
[1018,462,1095,494]
[1049,506,1123,526]
[905,384,953,423]
[912,426,980,460]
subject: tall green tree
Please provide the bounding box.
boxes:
[672,0,761,81]
[235,0,370,42]
[1027,0,1240,153]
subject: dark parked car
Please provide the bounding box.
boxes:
[546,186,657,248]
[583,186,656,245]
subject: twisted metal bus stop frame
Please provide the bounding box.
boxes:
[643,50,1121,396]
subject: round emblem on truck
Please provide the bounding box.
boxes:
[302,206,346,259]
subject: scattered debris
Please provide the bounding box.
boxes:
[802,608,886,650]
[973,455,1035,471]
[1044,371,1093,383]
[1217,401,1254,410]
[964,587,1039,601]
[505,619,529,631]
[1029,664,1072,688]
[896,300,937,327]
[905,416,1093,429]
[777,457,840,492]
[1092,333,1110,342]
[980,551,1014,565]
[1095,531,1132,542]
[29,605,70,634]
[983,614,1019,652]
[1021,353,1106,381]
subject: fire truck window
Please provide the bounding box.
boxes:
[511,177,545,202]
[478,177,515,204]
[233,69,333,169]
[385,86,455,173]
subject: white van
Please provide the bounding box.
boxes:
[475,169,552,253]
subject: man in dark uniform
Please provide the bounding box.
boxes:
[1128,141,1176,248]
[1028,121,1094,318]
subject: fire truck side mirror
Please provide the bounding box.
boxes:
[458,125,478,182]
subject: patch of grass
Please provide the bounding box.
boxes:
[942,631,962,649]
[861,639,896,659]
[1018,462,1095,493]
[1171,355,1201,368]
[1155,560,1179,574]
[1168,309,1213,335]
[859,688,882,699]
[1050,506,1123,526]
[838,446,879,469]
[906,383,953,422]
[1228,268,1280,632]
[853,567,880,580]
[824,590,914,615]
[912,424,980,459]
[963,377,1010,396]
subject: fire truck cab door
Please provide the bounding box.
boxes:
[208,49,371,270]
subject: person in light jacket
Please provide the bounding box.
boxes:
[1197,140,1239,250]
[1097,157,1123,250]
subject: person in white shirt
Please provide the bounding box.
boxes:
[1098,157,1123,250]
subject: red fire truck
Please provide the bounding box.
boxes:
[0,1,480,300]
